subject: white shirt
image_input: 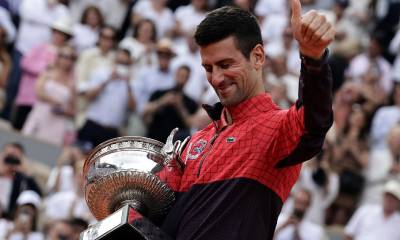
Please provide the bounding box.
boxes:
[46,165,75,194]
[44,191,92,222]
[0,219,13,240]
[0,176,12,211]
[346,53,393,94]
[255,0,287,17]
[174,4,206,34]
[361,148,400,205]
[16,0,70,54]
[345,205,400,240]
[72,24,99,53]
[370,106,400,150]
[389,29,400,81]
[85,67,132,128]
[275,214,327,240]
[133,0,175,39]
[0,6,16,43]
[133,66,175,114]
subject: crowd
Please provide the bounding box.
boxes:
[0,0,400,239]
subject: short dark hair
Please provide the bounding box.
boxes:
[194,6,262,59]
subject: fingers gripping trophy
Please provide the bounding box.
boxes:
[80,129,188,240]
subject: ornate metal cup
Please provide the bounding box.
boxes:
[82,130,188,239]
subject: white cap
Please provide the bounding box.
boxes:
[16,190,42,209]
[384,180,400,201]
[51,16,73,37]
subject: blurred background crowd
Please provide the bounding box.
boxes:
[0,0,400,239]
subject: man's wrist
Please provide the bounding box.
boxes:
[300,49,329,71]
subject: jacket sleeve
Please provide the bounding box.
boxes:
[275,49,333,168]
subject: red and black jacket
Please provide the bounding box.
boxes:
[160,51,333,240]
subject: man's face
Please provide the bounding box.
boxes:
[383,193,400,214]
[1,145,24,175]
[200,36,264,107]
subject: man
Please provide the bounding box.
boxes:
[160,1,334,239]
[344,180,400,240]
[77,47,135,148]
[274,189,327,240]
[143,65,198,142]
[0,143,41,219]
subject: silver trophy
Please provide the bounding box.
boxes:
[81,129,188,240]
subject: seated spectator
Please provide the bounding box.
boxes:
[344,180,400,240]
[4,190,44,240]
[370,83,400,150]
[77,47,135,148]
[69,218,88,240]
[72,5,103,53]
[22,45,76,146]
[362,125,400,205]
[0,142,41,219]
[0,6,16,44]
[44,161,93,223]
[173,0,208,41]
[46,146,84,195]
[282,142,339,225]
[132,0,175,39]
[0,25,10,111]
[119,18,158,70]
[45,219,73,240]
[133,38,176,115]
[13,17,73,130]
[346,33,393,95]
[143,65,198,142]
[75,26,116,128]
[274,188,327,240]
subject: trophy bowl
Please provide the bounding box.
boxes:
[83,136,175,223]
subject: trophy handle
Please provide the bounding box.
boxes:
[161,128,190,174]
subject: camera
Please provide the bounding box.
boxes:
[4,155,21,165]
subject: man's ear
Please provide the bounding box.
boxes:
[251,44,265,70]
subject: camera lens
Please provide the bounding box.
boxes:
[4,155,21,165]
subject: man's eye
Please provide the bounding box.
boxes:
[204,66,212,73]
[220,63,230,69]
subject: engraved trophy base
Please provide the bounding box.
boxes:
[80,204,173,240]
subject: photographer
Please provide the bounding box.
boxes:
[142,64,198,142]
[274,189,327,240]
[0,142,42,219]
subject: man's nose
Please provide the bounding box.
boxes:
[211,68,224,87]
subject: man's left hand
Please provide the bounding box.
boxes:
[291,0,335,59]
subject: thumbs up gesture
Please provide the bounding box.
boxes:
[291,0,335,59]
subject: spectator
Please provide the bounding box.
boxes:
[390,26,400,82]
[173,0,208,40]
[274,188,328,240]
[0,143,41,219]
[69,218,88,240]
[119,18,158,69]
[71,5,104,53]
[21,45,76,146]
[0,25,11,111]
[46,147,84,195]
[1,0,69,121]
[77,47,135,148]
[45,220,73,240]
[75,26,116,128]
[344,180,400,240]
[283,142,340,225]
[44,161,93,223]
[143,65,198,142]
[346,33,393,95]
[4,190,44,240]
[362,125,400,205]
[132,0,175,39]
[12,17,73,130]
[133,38,176,115]
[370,83,400,150]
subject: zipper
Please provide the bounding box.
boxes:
[197,131,219,177]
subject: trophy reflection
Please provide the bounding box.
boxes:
[80,129,187,240]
